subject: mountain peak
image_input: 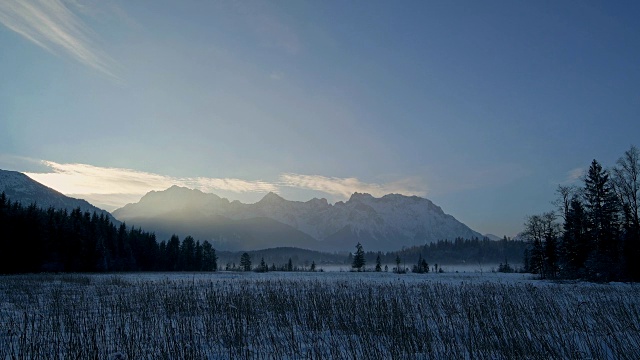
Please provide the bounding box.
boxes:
[165,185,199,193]
[113,186,482,252]
[258,191,285,203]
[348,192,374,202]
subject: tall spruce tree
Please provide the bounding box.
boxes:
[180,235,196,271]
[166,235,181,271]
[583,159,620,279]
[561,198,588,277]
[201,240,217,271]
[240,252,252,271]
[352,242,366,271]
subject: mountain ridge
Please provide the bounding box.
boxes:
[0,169,118,223]
[113,186,482,251]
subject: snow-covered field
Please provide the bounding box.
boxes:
[1,271,638,359]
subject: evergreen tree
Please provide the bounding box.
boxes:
[583,159,621,279]
[201,240,217,271]
[352,242,366,271]
[257,257,268,272]
[194,240,203,271]
[166,235,181,271]
[561,198,588,277]
[240,252,252,271]
[180,235,196,271]
[412,254,429,273]
[375,253,382,272]
[158,241,168,270]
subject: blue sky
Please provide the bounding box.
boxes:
[1,0,639,237]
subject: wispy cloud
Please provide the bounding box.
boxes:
[19,160,427,209]
[269,71,283,80]
[0,0,119,79]
[563,167,585,184]
[24,160,277,197]
[279,173,427,199]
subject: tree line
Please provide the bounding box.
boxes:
[523,145,640,282]
[359,237,527,267]
[0,193,217,274]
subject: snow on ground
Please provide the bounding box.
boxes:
[1,270,638,359]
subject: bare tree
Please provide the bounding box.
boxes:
[523,212,560,278]
[554,185,578,222]
[612,145,640,280]
[612,145,639,231]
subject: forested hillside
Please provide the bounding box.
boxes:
[0,193,217,274]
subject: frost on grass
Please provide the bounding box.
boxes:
[0,272,639,359]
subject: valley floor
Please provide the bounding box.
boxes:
[1,271,638,359]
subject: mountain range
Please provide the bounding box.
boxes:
[113,186,482,252]
[1,168,485,252]
[0,169,117,223]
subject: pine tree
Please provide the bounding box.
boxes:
[194,240,203,271]
[240,252,252,271]
[201,240,217,271]
[375,253,382,272]
[395,255,402,273]
[561,198,588,277]
[180,235,196,271]
[166,235,181,271]
[352,242,366,271]
[583,159,621,279]
[412,254,429,273]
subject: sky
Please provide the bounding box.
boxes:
[1,0,639,238]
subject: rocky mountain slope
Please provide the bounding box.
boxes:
[113,186,482,251]
[0,169,116,222]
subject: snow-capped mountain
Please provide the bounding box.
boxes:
[0,169,116,222]
[113,186,482,251]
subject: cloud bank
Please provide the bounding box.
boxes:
[0,0,118,79]
[25,161,277,196]
[22,160,427,209]
[279,173,427,198]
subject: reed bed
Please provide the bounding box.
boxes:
[0,273,638,359]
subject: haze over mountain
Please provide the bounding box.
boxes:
[113,186,482,252]
[0,169,116,223]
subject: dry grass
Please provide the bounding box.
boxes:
[1,274,638,359]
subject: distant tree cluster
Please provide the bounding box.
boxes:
[497,259,515,273]
[369,237,526,266]
[412,254,429,274]
[158,234,218,272]
[0,194,217,274]
[224,254,318,272]
[523,146,640,282]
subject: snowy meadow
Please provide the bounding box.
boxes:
[1,272,639,359]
